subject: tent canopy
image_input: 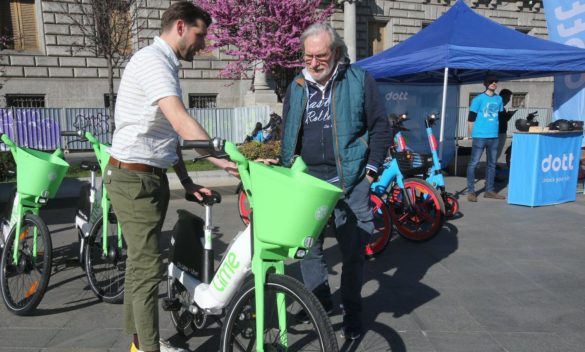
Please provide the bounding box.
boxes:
[355,0,585,84]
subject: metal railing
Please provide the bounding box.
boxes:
[0,105,555,151]
[0,106,271,151]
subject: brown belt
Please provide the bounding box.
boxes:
[108,156,166,175]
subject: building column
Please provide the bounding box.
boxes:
[245,61,280,111]
[344,0,357,62]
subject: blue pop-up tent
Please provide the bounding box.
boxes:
[356,0,585,159]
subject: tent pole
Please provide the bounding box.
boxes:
[438,67,449,165]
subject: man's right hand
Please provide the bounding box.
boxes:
[255,158,279,165]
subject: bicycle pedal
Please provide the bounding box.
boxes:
[162,298,182,311]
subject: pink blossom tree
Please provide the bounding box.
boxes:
[195,0,335,101]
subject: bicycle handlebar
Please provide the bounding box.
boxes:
[182,137,224,151]
[425,113,440,128]
[61,130,83,137]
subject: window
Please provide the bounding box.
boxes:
[6,94,45,107]
[511,93,526,108]
[104,94,117,108]
[189,94,217,109]
[0,0,39,52]
[368,21,387,57]
[110,4,133,56]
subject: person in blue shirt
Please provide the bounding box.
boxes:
[466,76,506,202]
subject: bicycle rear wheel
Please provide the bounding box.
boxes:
[365,194,392,259]
[220,273,338,352]
[85,215,126,304]
[388,178,445,242]
[237,187,251,225]
[0,214,52,315]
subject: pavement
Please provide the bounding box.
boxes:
[1,173,585,352]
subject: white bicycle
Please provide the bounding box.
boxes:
[164,138,341,351]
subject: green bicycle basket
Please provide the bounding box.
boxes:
[249,162,342,249]
[16,147,69,198]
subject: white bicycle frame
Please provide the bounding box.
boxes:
[0,194,20,248]
[167,203,252,314]
[74,168,103,260]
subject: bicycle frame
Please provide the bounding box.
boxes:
[84,132,122,255]
[370,130,414,210]
[1,134,63,264]
[65,130,122,257]
[423,115,447,191]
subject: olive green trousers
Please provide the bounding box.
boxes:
[104,165,170,352]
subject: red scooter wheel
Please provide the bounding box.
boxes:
[365,194,392,259]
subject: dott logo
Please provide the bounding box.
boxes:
[385,91,409,101]
[541,153,575,172]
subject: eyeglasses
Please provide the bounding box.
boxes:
[303,51,332,63]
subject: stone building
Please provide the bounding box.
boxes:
[1,0,549,113]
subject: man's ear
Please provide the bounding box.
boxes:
[334,47,341,61]
[176,19,185,36]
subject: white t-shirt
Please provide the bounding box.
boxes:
[110,36,182,169]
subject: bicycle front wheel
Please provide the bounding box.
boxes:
[220,273,338,352]
[0,214,52,315]
[388,178,445,242]
[85,215,126,304]
[365,194,392,259]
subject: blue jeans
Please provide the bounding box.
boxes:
[467,137,498,193]
[300,177,373,329]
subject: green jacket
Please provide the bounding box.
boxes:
[281,63,390,194]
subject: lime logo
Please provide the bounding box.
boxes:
[541,153,574,172]
[48,171,57,182]
[212,252,240,292]
[314,206,329,221]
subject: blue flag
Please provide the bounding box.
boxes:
[543,1,585,127]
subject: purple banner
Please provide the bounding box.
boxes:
[0,109,61,150]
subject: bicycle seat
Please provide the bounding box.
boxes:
[185,190,222,206]
[80,161,100,172]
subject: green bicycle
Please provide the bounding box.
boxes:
[0,133,69,315]
[62,130,126,303]
[166,138,340,351]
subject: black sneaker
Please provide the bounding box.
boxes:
[340,325,362,340]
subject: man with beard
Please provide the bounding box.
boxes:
[105,3,236,352]
[280,23,391,340]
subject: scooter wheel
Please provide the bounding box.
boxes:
[445,193,460,218]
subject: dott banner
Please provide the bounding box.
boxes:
[543,1,585,128]
[508,132,583,206]
[377,84,459,167]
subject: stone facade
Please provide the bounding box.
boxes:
[1,0,551,110]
